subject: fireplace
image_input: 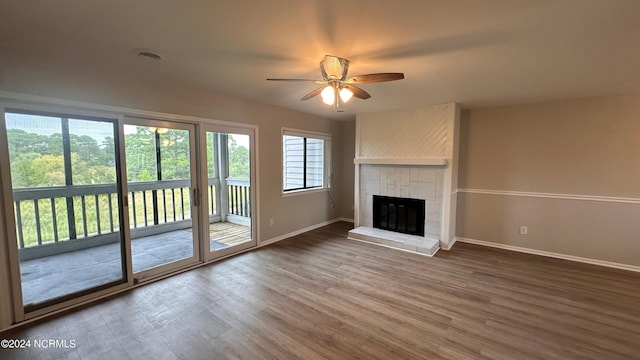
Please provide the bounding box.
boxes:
[373,195,425,237]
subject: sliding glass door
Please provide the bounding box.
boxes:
[124,118,200,280]
[3,110,127,311]
[0,105,255,319]
[201,125,256,261]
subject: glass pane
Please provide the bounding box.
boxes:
[123,125,157,181]
[126,125,195,273]
[283,135,304,190]
[206,132,219,217]
[206,132,216,178]
[208,132,252,253]
[69,119,116,185]
[228,134,250,178]
[6,112,125,308]
[5,113,64,188]
[305,138,324,188]
[159,129,190,180]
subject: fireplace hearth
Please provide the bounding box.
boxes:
[373,195,425,237]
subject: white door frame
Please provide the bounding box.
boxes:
[199,124,257,262]
[0,103,131,320]
[123,116,201,283]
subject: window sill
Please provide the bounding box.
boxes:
[281,188,329,198]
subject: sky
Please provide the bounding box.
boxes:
[5,113,114,142]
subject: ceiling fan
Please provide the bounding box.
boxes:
[267,55,404,110]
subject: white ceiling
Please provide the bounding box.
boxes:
[1,0,639,120]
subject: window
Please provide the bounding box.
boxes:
[6,112,117,188]
[282,128,331,193]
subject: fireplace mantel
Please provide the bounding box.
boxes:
[354,157,448,166]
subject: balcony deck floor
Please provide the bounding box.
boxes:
[19,222,251,307]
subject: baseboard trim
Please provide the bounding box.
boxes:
[442,237,457,251]
[338,217,354,223]
[455,237,640,273]
[259,218,345,246]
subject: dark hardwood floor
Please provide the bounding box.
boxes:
[2,221,639,359]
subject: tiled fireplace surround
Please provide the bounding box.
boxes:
[359,165,444,239]
[353,164,444,254]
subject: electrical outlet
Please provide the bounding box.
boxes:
[519,226,528,235]
[269,218,274,226]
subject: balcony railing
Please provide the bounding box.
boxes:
[227,178,251,218]
[127,179,194,240]
[13,177,250,260]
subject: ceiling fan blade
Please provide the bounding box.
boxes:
[300,86,325,101]
[345,73,405,84]
[266,78,325,83]
[343,85,371,99]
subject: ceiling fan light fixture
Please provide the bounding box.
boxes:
[339,87,353,103]
[321,85,335,105]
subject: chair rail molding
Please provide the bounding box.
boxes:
[458,188,640,204]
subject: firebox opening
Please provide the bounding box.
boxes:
[373,195,425,237]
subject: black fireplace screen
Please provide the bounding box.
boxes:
[373,195,425,236]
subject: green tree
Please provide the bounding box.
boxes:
[70,134,102,164]
[101,136,116,166]
[6,126,250,186]
[159,129,191,180]
[70,154,116,185]
[11,153,65,188]
[7,128,117,187]
[46,133,64,156]
[6,129,53,162]
[228,135,250,179]
[124,128,156,182]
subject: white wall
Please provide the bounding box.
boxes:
[357,105,451,159]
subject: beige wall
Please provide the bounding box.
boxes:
[337,120,355,220]
[457,93,640,267]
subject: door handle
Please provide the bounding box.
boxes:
[193,188,200,206]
